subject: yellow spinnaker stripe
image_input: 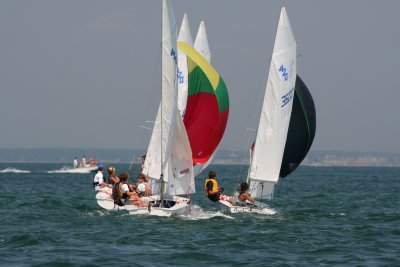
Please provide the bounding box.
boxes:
[178,41,219,90]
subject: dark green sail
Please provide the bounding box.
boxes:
[280,75,316,177]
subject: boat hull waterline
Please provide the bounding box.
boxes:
[218,200,277,215]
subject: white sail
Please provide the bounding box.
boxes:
[248,7,297,200]
[194,21,211,63]
[143,0,178,181]
[178,13,193,46]
[164,113,195,196]
[177,13,193,115]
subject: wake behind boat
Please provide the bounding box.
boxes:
[48,164,98,174]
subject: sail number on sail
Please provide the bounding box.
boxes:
[279,65,289,81]
[170,48,184,83]
[278,64,294,108]
[281,87,294,108]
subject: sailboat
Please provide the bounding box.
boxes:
[219,7,298,215]
[96,0,194,217]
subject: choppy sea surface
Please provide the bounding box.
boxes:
[0,163,399,266]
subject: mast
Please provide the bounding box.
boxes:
[160,0,164,207]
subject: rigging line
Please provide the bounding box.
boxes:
[140,125,153,131]
[128,153,136,176]
[137,39,162,161]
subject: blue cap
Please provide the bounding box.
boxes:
[98,164,105,170]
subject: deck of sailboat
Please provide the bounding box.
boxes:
[96,191,191,217]
[125,195,191,217]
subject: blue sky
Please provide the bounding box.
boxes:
[0,0,399,153]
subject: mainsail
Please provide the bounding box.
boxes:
[194,21,211,63]
[163,114,195,196]
[248,7,297,200]
[143,0,194,197]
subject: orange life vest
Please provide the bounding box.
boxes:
[204,178,218,196]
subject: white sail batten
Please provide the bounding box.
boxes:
[248,7,297,199]
[194,21,211,63]
[143,0,178,181]
[177,13,193,115]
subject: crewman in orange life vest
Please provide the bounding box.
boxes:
[205,170,234,204]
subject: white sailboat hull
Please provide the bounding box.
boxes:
[125,195,191,217]
[96,192,191,217]
[96,191,126,211]
[218,200,277,215]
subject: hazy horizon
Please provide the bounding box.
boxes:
[1,1,399,153]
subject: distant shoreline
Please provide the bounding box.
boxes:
[0,161,399,168]
[0,148,399,167]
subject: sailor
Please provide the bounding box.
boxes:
[116,172,146,207]
[204,170,233,204]
[140,155,146,172]
[233,182,255,206]
[107,167,120,185]
[93,164,108,192]
[136,173,151,196]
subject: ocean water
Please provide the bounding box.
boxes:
[0,163,399,266]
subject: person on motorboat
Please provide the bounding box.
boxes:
[89,156,96,166]
[81,155,86,168]
[73,157,78,168]
[205,170,234,204]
